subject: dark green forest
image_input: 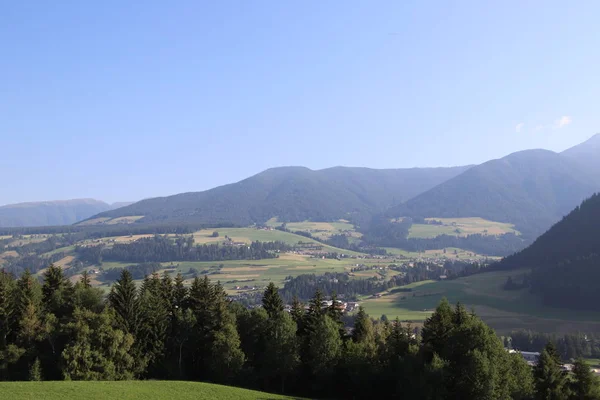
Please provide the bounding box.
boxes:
[75,235,291,264]
[499,193,600,311]
[1,265,598,399]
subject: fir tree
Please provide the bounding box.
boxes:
[534,342,569,400]
[262,282,284,318]
[570,358,600,400]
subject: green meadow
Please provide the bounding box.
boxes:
[0,381,299,400]
[360,269,600,334]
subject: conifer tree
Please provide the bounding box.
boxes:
[534,342,569,400]
[570,358,600,400]
[108,270,140,335]
[262,282,283,318]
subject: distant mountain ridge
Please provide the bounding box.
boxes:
[0,199,130,228]
[85,166,472,226]
[385,138,600,236]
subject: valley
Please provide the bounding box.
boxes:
[361,269,600,334]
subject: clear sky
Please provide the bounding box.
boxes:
[1,1,599,205]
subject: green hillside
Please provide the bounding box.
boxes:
[0,381,298,400]
[85,166,470,226]
[500,192,600,311]
[387,149,598,236]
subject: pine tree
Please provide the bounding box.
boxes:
[80,271,91,289]
[327,292,344,339]
[290,296,305,334]
[108,270,140,335]
[262,282,284,318]
[42,264,74,319]
[570,358,600,400]
[0,271,15,350]
[421,297,454,359]
[534,342,569,400]
[173,273,188,309]
[138,272,169,378]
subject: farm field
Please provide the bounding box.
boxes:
[192,227,363,255]
[360,269,600,334]
[158,253,391,292]
[407,217,520,239]
[265,218,360,240]
[383,246,496,261]
[0,381,299,400]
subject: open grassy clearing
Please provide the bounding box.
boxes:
[407,217,520,239]
[0,381,299,400]
[265,218,360,240]
[384,246,495,261]
[77,216,145,226]
[360,269,600,334]
[193,228,363,255]
[105,216,145,225]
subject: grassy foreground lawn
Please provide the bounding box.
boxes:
[360,269,600,334]
[0,381,300,400]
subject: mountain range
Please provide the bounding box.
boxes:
[0,199,132,228]
[84,166,471,226]
[388,146,598,236]
[89,134,600,238]
[4,134,600,241]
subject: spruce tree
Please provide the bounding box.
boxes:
[534,342,569,400]
[570,358,600,400]
[290,296,305,334]
[421,297,454,359]
[108,270,140,335]
[262,282,284,318]
[173,273,188,309]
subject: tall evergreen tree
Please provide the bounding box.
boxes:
[42,264,74,319]
[534,342,569,400]
[421,297,454,359]
[173,273,188,309]
[108,270,140,335]
[570,358,600,400]
[262,282,283,318]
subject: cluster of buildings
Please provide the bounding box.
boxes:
[283,300,360,314]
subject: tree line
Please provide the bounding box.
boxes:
[1,264,599,399]
[507,330,600,361]
[75,235,291,264]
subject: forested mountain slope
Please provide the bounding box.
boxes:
[387,149,597,236]
[499,193,600,310]
[85,165,470,226]
[0,199,119,228]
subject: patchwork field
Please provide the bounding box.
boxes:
[360,269,600,334]
[383,246,496,261]
[407,217,520,239]
[265,218,360,240]
[0,381,298,400]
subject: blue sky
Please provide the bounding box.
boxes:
[1,1,599,205]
